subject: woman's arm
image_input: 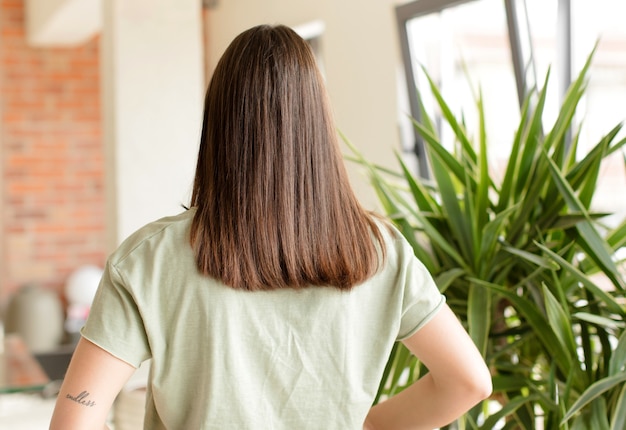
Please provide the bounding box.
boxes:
[364,304,492,430]
[49,337,137,430]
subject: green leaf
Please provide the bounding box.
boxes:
[606,217,626,252]
[610,384,626,430]
[569,124,621,207]
[468,283,491,356]
[544,41,596,157]
[534,243,625,316]
[496,88,532,213]
[481,395,540,430]
[501,245,560,270]
[342,133,438,269]
[477,206,518,275]
[543,284,578,358]
[609,330,626,377]
[562,373,626,424]
[543,150,625,291]
[420,65,477,166]
[572,312,626,330]
[417,142,473,263]
[434,268,465,293]
[403,211,469,272]
[551,212,612,230]
[475,88,491,235]
[411,119,469,185]
[491,375,535,392]
[469,278,573,376]
[514,70,549,197]
[590,398,610,430]
[396,152,438,213]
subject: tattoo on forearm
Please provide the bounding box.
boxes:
[65,390,97,407]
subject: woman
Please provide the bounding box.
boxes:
[50,24,491,429]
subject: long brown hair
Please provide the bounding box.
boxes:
[190,24,384,291]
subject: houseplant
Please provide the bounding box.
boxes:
[346,48,626,429]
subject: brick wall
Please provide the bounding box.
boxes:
[1,0,105,305]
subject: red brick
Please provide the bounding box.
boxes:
[1,0,105,304]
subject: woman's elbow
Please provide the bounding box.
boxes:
[464,365,493,404]
[476,373,493,401]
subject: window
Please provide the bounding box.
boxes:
[397,0,626,222]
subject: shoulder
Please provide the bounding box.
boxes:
[369,216,435,288]
[371,216,415,259]
[109,209,195,266]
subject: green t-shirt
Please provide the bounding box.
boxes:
[82,209,444,429]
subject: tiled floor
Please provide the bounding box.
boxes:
[0,393,57,429]
[0,361,149,429]
[0,392,130,429]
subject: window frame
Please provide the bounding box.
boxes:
[395,0,573,177]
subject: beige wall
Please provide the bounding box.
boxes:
[204,1,403,210]
[101,0,205,248]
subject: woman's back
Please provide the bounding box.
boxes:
[82,209,444,429]
[50,24,490,430]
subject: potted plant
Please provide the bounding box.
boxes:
[346,48,626,429]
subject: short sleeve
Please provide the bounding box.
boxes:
[81,259,151,368]
[395,238,446,340]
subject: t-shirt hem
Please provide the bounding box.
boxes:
[80,328,142,369]
[397,294,446,341]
